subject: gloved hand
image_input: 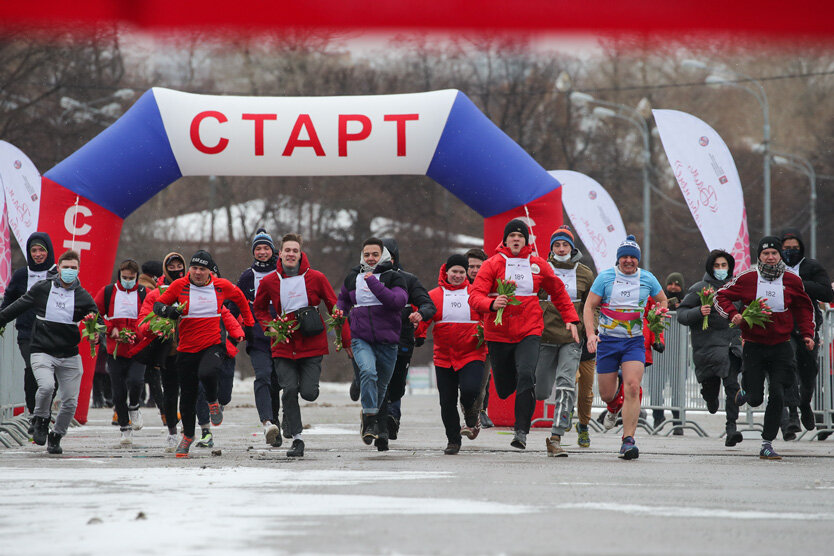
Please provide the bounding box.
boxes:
[229,336,242,347]
[414,337,425,347]
[244,326,254,345]
[153,302,178,319]
[652,341,665,353]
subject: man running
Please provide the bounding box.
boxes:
[584,235,667,460]
[535,225,595,456]
[466,248,494,429]
[0,250,97,454]
[469,219,579,450]
[715,236,815,460]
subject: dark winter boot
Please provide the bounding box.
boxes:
[47,431,63,454]
[32,416,49,446]
[361,413,378,445]
[725,423,743,447]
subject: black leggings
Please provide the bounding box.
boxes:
[742,341,795,442]
[487,335,541,433]
[700,351,742,426]
[436,360,485,443]
[177,345,224,438]
[108,356,146,428]
[161,355,179,434]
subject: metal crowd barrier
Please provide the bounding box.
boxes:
[1,327,28,448]
[535,309,834,440]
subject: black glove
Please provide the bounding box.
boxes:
[414,337,425,347]
[244,326,254,345]
[229,336,241,347]
[153,302,178,319]
[652,341,665,353]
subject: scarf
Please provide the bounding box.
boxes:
[252,255,278,273]
[359,247,393,273]
[758,260,786,282]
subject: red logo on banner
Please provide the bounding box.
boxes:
[588,190,597,200]
[699,136,709,147]
[607,224,615,232]
[13,160,21,169]
[719,175,728,184]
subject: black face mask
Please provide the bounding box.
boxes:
[782,248,801,266]
[169,269,185,280]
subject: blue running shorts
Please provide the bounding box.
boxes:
[596,335,645,374]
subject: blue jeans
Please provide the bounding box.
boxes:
[351,338,398,414]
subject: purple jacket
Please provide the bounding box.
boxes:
[338,262,408,344]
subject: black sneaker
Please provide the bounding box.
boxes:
[510,430,527,450]
[800,403,816,431]
[47,431,63,455]
[706,396,720,414]
[444,442,461,455]
[374,437,389,452]
[725,427,743,447]
[32,416,49,446]
[287,439,304,457]
[387,415,400,440]
[349,379,360,402]
[479,410,494,429]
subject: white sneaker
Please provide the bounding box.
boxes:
[603,410,620,431]
[120,428,133,446]
[165,434,178,453]
[264,422,280,446]
[128,407,144,430]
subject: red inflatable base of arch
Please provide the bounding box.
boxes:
[485,375,552,429]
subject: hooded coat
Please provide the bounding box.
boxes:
[676,251,742,381]
[416,264,487,370]
[382,238,436,348]
[781,227,833,335]
[0,273,97,358]
[0,232,56,342]
[537,249,594,344]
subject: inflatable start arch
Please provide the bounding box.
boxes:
[30,88,563,422]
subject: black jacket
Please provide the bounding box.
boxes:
[781,228,833,334]
[382,239,437,348]
[677,250,742,382]
[0,274,97,358]
[0,232,56,343]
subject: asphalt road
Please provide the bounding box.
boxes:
[2,382,833,555]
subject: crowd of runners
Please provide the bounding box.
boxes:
[0,218,829,461]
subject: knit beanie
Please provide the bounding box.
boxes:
[190,250,216,270]
[445,254,469,272]
[757,236,782,258]
[141,260,163,278]
[616,235,641,262]
[252,228,275,254]
[550,225,575,250]
[503,219,530,245]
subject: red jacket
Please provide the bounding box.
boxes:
[252,253,349,359]
[469,245,579,343]
[94,282,146,357]
[416,264,488,370]
[715,267,814,345]
[156,275,254,353]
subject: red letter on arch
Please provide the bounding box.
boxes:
[242,113,277,156]
[383,114,419,156]
[190,111,229,155]
[338,115,372,157]
[283,114,326,157]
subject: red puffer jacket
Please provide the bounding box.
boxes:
[469,245,579,343]
[416,264,487,370]
[253,253,349,360]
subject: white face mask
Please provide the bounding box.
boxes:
[553,253,571,263]
[713,269,729,281]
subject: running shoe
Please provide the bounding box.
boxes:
[111,410,119,426]
[725,428,744,447]
[734,389,748,407]
[461,422,481,440]
[176,435,195,458]
[287,439,305,457]
[618,436,639,460]
[577,424,591,448]
[264,422,280,446]
[603,409,620,431]
[165,434,178,453]
[208,402,223,426]
[196,430,214,448]
[759,442,782,460]
[510,430,527,450]
[31,416,49,446]
[128,406,144,430]
[120,427,133,446]
[546,435,568,457]
[46,431,63,455]
[479,410,494,429]
[443,442,461,455]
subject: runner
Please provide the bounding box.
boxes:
[93,259,148,446]
[584,235,667,460]
[137,260,165,418]
[466,247,495,429]
[254,233,347,457]
[378,238,436,446]
[237,228,285,447]
[715,237,815,460]
[153,250,254,458]
[416,254,488,455]
[676,250,745,446]
[0,232,57,432]
[534,225,595,456]
[0,250,97,454]
[337,238,408,446]
[469,219,579,450]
